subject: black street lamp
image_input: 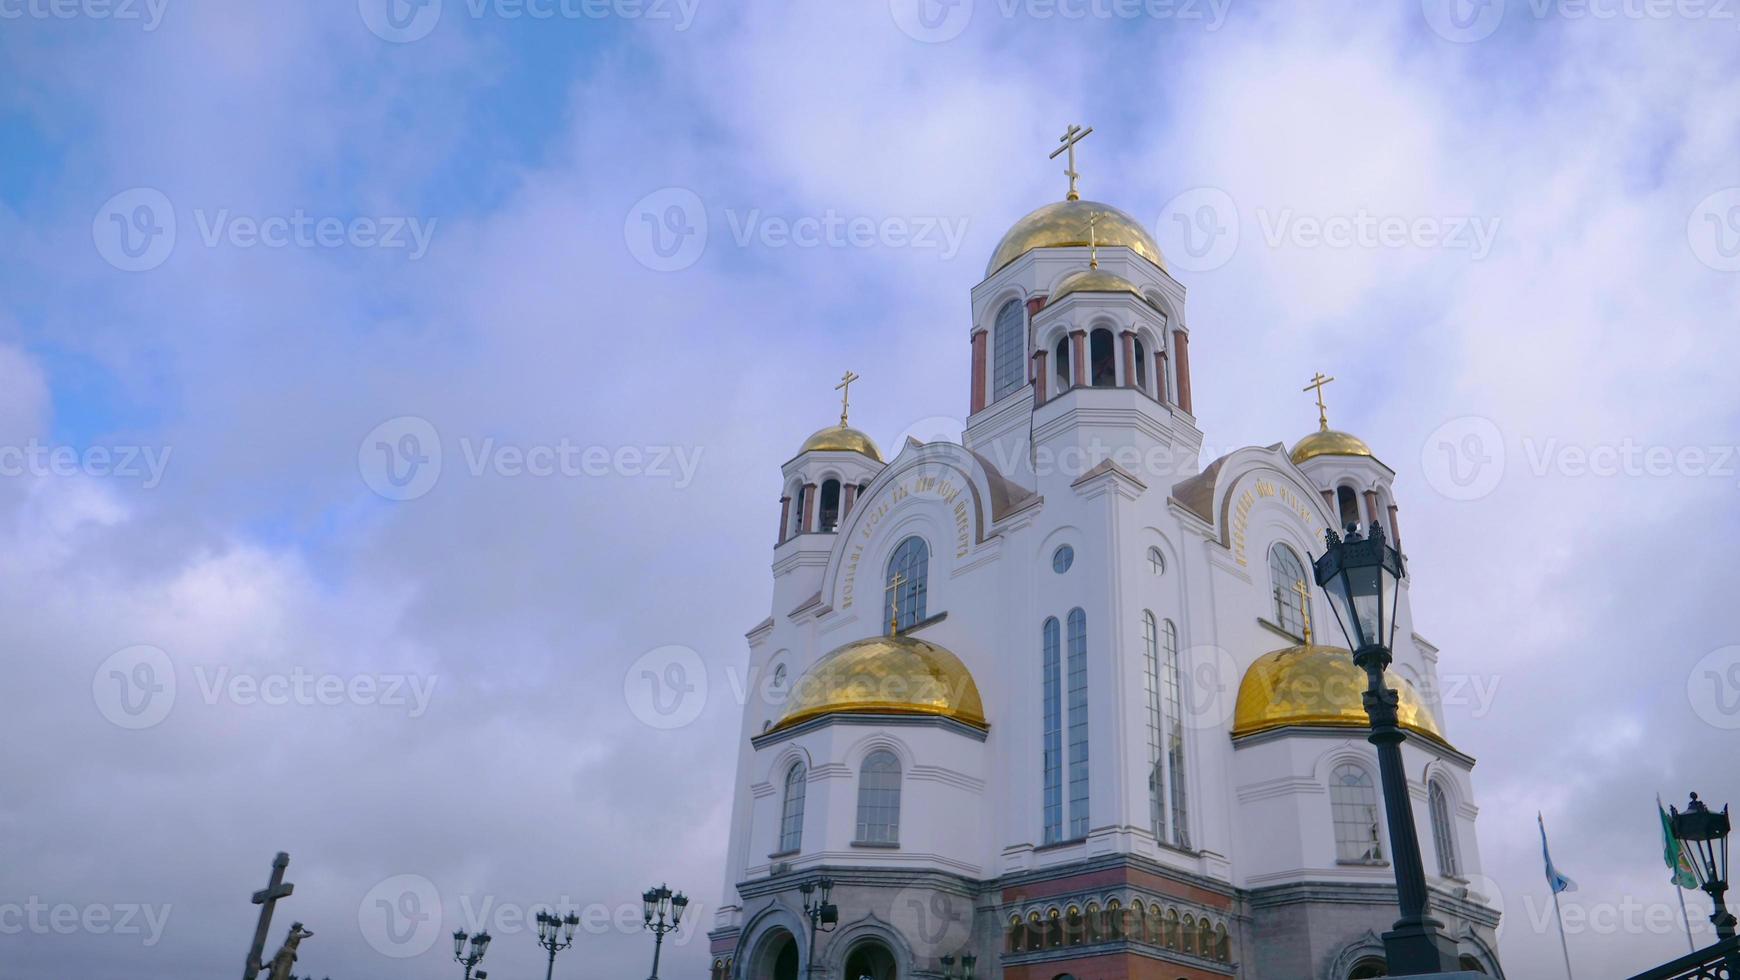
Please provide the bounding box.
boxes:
[940,952,977,980]
[641,883,688,980]
[799,876,839,978]
[1670,793,1735,941]
[451,929,491,980]
[533,908,581,980]
[1314,522,1459,975]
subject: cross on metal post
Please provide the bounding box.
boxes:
[1084,210,1104,269]
[834,370,859,428]
[1302,372,1335,432]
[1049,124,1094,202]
[886,571,906,634]
[1292,579,1314,644]
[244,852,295,980]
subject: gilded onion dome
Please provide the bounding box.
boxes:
[1232,643,1446,744]
[1048,267,1154,306]
[797,424,882,462]
[772,634,987,733]
[1289,428,1375,465]
[985,199,1167,277]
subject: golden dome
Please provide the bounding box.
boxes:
[1232,644,1445,743]
[798,424,882,461]
[1289,428,1375,465]
[986,200,1166,278]
[772,634,987,733]
[1049,268,1153,305]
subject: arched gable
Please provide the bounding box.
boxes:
[1171,445,1338,568]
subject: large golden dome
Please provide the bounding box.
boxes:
[1289,428,1375,465]
[772,634,987,733]
[797,424,882,461]
[986,200,1166,278]
[1232,644,1445,743]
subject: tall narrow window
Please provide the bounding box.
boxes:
[1089,328,1116,387]
[1066,607,1089,838]
[1142,612,1165,841]
[855,750,902,844]
[1330,763,1383,862]
[779,762,807,853]
[1133,338,1148,392]
[1041,617,1063,844]
[1269,544,1308,637]
[1163,619,1190,848]
[884,536,929,632]
[992,300,1026,401]
[819,479,841,532]
[1337,485,1361,529]
[1430,779,1460,877]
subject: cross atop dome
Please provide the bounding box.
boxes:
[1049,123,1094,202]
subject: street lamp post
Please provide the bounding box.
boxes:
[940,951,977,980]
[1313,522,1459,975]
[642,883,688,980]
[451,929,491,980]
[799,876,839,978]
[534,908,581,980]
[1669,793,1735,941]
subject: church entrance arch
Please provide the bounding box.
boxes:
[746,927,800,980]
[842,937,898,980]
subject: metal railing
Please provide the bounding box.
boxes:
[1625,936,1740,980]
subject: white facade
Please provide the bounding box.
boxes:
[709,194,1502,980]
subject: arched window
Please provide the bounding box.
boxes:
[1142,611,1164,842]
[818,479,841,532]
[1430,779,1460,877]
[1066,607,1090,838]
[991,300,1026,401]
[1054,335,1071,392]
[1349,959,1388,978]
[1089,328,1116,387]
[1164,908,1180,948]
[1337,485,1361,529]
[1163,619,1190,849]
[884,536,928,632]
[1042,617,1063,844]
[1330,763,1384,863]
[1458,955,1488,974]
[1215,922,1230,961]
[779,762,807,853]
[1133,337,1148,392]
[1147,545,1165,576]
[1269,544,1309,637]
[855,750,901,844]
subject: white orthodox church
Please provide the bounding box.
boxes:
[706,139,1503,980]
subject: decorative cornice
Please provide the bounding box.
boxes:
[749,710,991,750]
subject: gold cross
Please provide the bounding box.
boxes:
[1302,372,1336,432]
[1049,124,1094,202]
[1292,579,1314,644]
[1085,210,1103,269]
[835,369,859,428]
[885,571,907,634]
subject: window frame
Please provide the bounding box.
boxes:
[854,749,902,845]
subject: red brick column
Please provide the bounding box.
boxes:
[1388,502,1404,552]
[1120,330,1138,390]
[970,329,987,414]
[1321,489,1335,512]
[1070,330,1087,389]
[1364,489,1381,527]
[1172,329,1193,414]
[800,483,816,533]
[1032,349,1048,403]
[841,483,857,520]
[777,495,791,544]
[1156,349,1170,404]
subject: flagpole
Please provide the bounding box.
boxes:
[1658,793,1698,954]
[1675,882,1696,953]
[1550,881,1575,980]
[1540,812,1575,980]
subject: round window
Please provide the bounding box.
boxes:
[1052,544,1075,574]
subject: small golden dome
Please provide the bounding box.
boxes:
[1049,268,1152,305]
[772,634,987,733]
[798,424,883,462]
[1289,428,1375,465]
[1232,643,1445,743]
[986,200,1166,278]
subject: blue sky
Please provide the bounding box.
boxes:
[3,1,1740,978]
